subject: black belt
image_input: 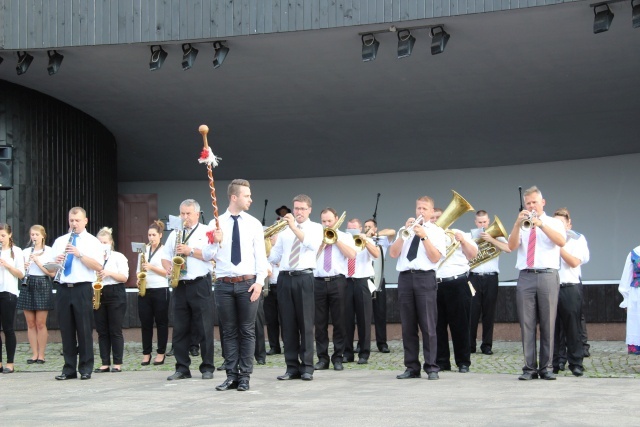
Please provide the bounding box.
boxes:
[469,272,498,276]
[55,281,90,288]
[400,269,434,274]
[522,268,556,274]
[281,269,313,276]
[560,282,578,288]
[179,274,209,284]
[437,273,468,283]
[218,275,256,283]
[315,274,344,282]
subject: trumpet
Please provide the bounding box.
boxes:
[400,215,425,240]
[521,211,538,231]
[170,222,187,288]
[264,219,288,257]
[137,245,148,297]
[323,211,346,245]
[353,235,366,251]
[92,275,103,310]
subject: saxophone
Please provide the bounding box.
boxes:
[137,245,148,297]
[92,272,103,310]
[169,222,187,288]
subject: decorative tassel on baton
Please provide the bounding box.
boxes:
[198,125,222,245]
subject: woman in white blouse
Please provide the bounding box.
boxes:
[137,220,170,366]
[0,223,25,373]
[16,225,56,364]
[94,227,129,373]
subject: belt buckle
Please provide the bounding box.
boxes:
[67,283,74,288]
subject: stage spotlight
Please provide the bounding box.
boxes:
[361,34,379,62]
[181,43,198,70]
[633,0,640,28]
[397,29,416,59]
[149,45,167,71]
[47,50,64,75]
[212,41,229,69]
[430,26,450,55]
[593,4,614,33]
[16,51,34,75]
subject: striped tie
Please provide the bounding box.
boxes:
[526,227,536,268]
[323,244,332,272]
[348,258,356,277]
[289,226,302,269]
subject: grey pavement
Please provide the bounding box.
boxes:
[1,340,639,426]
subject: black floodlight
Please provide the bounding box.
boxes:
[397,29,416,59]
[593,4,614,33]
[181,43,198,70]
[47,50,64,75]
[16,51,34,75]
[633,0,640,28]
[149,45,168,71]
[430,26,450,55]
[212,41,229,69]
[361,34,379,62]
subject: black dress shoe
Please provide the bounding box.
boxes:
[153,355,166,366]
[314,360,329,370]
[217,363,226,371]
[355,344,361,353]
[237,379,250,391]
[458,365,469,373]
[379,345,390,353]
[216,378,239,391]
[202,371,214,380]
[357,358,368,365]
[166,347,174,357]
[343,356,354,363]
[518,372,539,380]
[301,373,313,381]
[539,371,557,380]
[481,349,494,355]
[189,347,200,357]
[470,348,476,354]
[256,359,266,365]
[80,373,91,380]
[27,358,36,364]
[583,348,591,358]
[167,371,192,381]
[3,368,15,374]
[277,372,301,380]
[396,370,421,379]
[570,366,584,377]
[94,367,110,373]
[55,373,78,380]
[266,348,281,355]
[428,372,439,380]
[333,361,344,371]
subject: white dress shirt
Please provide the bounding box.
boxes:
[137,244,169,289]
[515,213,566,270]
[162,223,213,280]
[268,219,323,271]
[100,250,130,286]
[202,210,269,286]
[395,222,446,272]
[24,245,54,277]
[269,261,280,285]
[0,247,25,296]
[314,230,356,277]
[348,237,376,279]
[619,246,640,309]
[558,232,590,284]
[470,236,507,274]
[51,230,103,284]
[437,230,477,278]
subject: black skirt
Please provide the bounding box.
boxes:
[16,275,54,311]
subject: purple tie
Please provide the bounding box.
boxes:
[323,245,332,272]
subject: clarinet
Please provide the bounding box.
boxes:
[54,228,76,283]
[21,240,36,287]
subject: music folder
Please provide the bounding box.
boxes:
[131,242,146,253]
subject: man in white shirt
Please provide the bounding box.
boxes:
[268,194,323,381]
[51,207,103,381]
[552,208,590,377]
[508,186,566,381]
[202,179,268,391]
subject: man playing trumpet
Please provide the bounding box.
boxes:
[389,197,446,380]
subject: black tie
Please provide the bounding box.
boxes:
[406,235,420,261]
[231,215,241,265]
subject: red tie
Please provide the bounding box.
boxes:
[526,227,536,268]
[348,258,356,277]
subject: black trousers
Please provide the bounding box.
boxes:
[344,277,373,361]
[553,284,584,369]
[277,271,315,375]
[138,287,170,355]
[215,280,259,378]
[436,277,472,369]
[94,283,127,365]
[0,292,18,364]
[372,279,388,348]
[263,283,281,351]
[468,273,499,353]
[56,282,94,375]
[398,270,439,374]
[173,275,214,374]
[314,275,347,364]
[255,294,266,362]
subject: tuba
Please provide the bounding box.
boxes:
[137,245,148,297]
[468,216,508,269]
[92,274,103,310]
[323,211,346,245]
[435,190,475,266]
[263,219,288,257]
[170,222,187,288]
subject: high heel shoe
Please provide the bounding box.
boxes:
[153,354,166,366]
[94,366,110,373]
[141,356,151,366]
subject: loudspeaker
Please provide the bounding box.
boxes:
[0,147,13,189]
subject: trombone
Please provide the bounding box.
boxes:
[323,211,346,245]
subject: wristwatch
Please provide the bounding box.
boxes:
[189,249,194,257]
[77,252,84,259]
[420,236,427,241]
